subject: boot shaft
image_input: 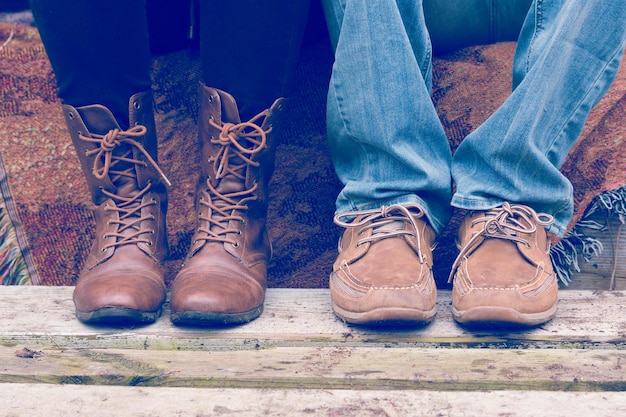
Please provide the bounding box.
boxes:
[188,84,285,264]
[197,84,285,218]
[62,91,169,267]
[63,91,168,205]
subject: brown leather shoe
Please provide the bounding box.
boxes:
[330,204,437,326]
[450,203,558,327]
[63,92,170,325]
[169,85,285,326]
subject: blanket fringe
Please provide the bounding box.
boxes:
[551,186,626,286]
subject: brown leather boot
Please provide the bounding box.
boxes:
[450,203,558,327]
[330,204,438,326]
[63,91,170,325]
[170,85,285,326]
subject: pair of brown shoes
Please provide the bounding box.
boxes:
[330,202,558,327]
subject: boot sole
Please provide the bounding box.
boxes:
[452,304,557,328]
[75,307,162,326]
[331,302,436,327]
[170,305,264,327]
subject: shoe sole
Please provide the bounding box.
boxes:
[170,305,264,327]
[452,304,557,328]
[332,302,436,327]
[75,307,162,325]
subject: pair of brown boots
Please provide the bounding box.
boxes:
[66,85,284,326]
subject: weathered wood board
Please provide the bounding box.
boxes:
[1,384,625,417]
[0,287,624,416]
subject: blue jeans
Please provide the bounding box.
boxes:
[322,0,626,236]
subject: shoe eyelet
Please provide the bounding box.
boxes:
[147,241,153,246]
[133,101,140,109]
[232,242,239,248]
[208,95,214,103]
[68,112,75,120]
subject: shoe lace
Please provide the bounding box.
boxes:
[448,202,554,283]
[79,126,171,250]
[334,204,429,263]
[196,110,272,245]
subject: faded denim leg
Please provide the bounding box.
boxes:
[322,0,453,233]
[451,0,626,236]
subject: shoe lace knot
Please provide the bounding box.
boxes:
[334,204,429,263]
[208,110,271,180]
[448,202,554,283]
[80,125,171,187]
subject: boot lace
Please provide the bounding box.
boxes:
[448,202,554,283]
[79,126,170,250]
[334,204,429,263]
[196,110,272,246]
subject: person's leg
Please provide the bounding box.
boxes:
[169,0,310,326]
[324,0,452,233]
[321,0,452,325]
[452,0,626,237]
[30,0,152,129]
[198,0,310,120]
[30,0,168,325]
[450,0,626,326]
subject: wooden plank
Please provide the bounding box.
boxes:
[1,384,625,417]
[1,344,625,391]
[1,287,625,350]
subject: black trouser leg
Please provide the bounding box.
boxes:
[30,0,152,128]
[30,0,311,125]
[199,0,310,120]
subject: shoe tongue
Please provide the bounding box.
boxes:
[372,220,404,235]
[77,105,120,134]
[221,98,242,125]
[212,96,251,196]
